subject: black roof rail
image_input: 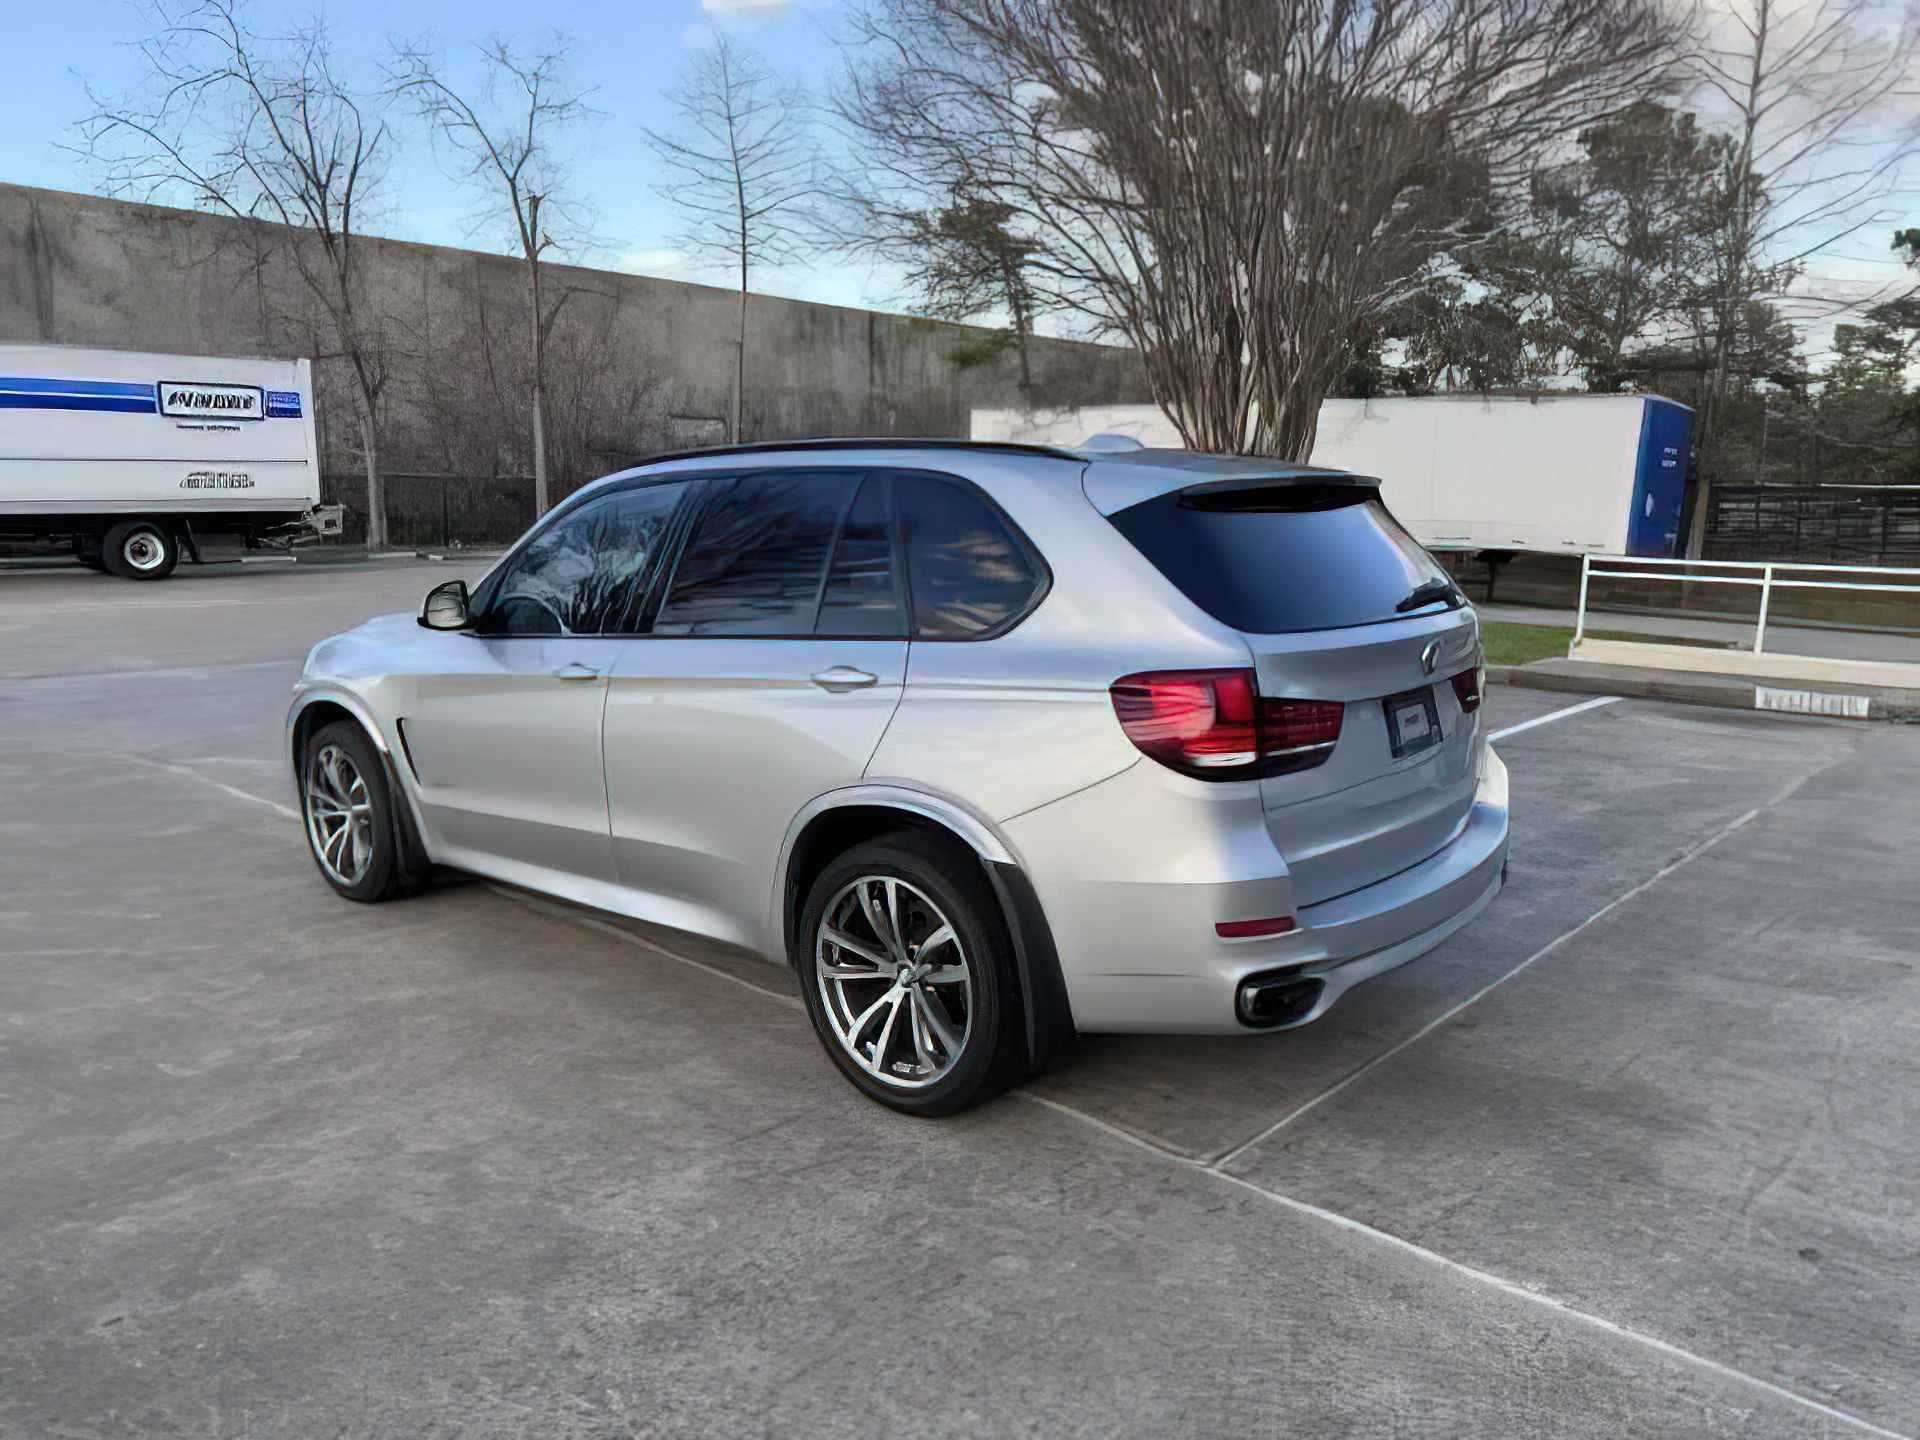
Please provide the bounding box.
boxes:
[614,436,1088,470]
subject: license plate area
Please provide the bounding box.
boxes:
[1383,686,1441,759]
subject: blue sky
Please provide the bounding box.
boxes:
[2,0,1911,364]
[0,0,894,310]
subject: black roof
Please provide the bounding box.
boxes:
[596,436,1375,496]
[625,436,1088,467]
[1084,447,1366,480]
[1080,448,1379,500]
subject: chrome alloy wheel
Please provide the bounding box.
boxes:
[305,743,376,887]
[120,529,168,573]
[815,876,972,1089]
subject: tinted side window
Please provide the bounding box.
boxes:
[488,482,694,636]
[898,474,1042,639]
[654,471,858,636]
[816,475,907,638]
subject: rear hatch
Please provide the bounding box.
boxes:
[1101,469,1483,907]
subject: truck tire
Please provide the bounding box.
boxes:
[103,520,179,581]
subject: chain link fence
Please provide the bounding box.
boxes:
[320,473,537,550]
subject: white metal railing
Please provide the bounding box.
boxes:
[1574,554,1920,656]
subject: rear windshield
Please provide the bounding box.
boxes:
[1107,484,1458,634]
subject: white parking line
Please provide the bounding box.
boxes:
[1019,1091,1908,1439]
[1209,801,1762,1170]
[120,753,301,821]
[496,852,1910,1440]
[1489,694,1622,742]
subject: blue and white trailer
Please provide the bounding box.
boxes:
[973,393,1696,560]
[0,343,339,580]
[1312,394,1694,558]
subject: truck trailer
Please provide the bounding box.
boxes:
[971,393,1695,559]
[0,344,341,579]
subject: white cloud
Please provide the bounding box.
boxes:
[615,248,691,276]
[702,0,788,11]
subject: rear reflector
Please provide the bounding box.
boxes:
[1450,666,1484,713]
[1110,669,1343,780]
[1215,915,1298,939]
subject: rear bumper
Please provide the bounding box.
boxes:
[1009,749,1509,1034]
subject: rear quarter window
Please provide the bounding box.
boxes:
[896,473,1047,639]
[1107,484,1457,634]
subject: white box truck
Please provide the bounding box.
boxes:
[0,343,342,580]
[972,393,1695,559]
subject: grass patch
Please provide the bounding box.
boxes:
[1480,621,1729,667]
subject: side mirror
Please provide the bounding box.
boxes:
[418,579,471,631]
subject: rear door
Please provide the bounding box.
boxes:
[398,480,696,884]
[1105,481,1483,906]
[601,470,909,947]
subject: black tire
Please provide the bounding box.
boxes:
[300,721,405,902]
[102,519,179,581]
[796,831,1023,1117]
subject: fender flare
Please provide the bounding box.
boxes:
[773,784,1075,1071]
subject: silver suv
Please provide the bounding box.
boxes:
[288,441,1508,1115]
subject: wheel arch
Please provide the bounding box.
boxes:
[287,688,433,885]
[288,689,391,776]
[775,788,1075,1072]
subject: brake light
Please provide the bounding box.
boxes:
[1110,669,1343,780]
[1450,666,1483,713]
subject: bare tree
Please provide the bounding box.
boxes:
[836,0,1686,458]
[643,32,819,444]
[76,0,396,545]
[389,36,590,518]
[882,193,1046,391]
[1679,0,1918,547]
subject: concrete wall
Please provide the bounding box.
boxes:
[0,182,1148,500]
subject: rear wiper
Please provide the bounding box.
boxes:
[1395,578,1460,613]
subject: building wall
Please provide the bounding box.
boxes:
[0,182,1147,495]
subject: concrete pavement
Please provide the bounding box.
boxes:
[4,564,1918,1437]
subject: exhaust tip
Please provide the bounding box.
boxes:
[1236,972,1325,1029]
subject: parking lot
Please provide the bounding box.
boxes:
[4,557,1917,1439]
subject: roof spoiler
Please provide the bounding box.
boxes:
[1083,461,1378,516]
[1177,473,1379,500]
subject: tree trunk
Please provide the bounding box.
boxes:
[1265,389,1323,463]
[532,379,549,515]
[529,252,550,516]
[358,408,386,551]
[1002,256,1033,394]
[734,256,747,445]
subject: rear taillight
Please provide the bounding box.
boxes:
[1450,666,1484,713]
[1110,669,1343,780]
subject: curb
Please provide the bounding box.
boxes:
[290,547,498,566]
[1495,659,1919,723]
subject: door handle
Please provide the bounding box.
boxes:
[811,666,878,693]
[553,661,604,682]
